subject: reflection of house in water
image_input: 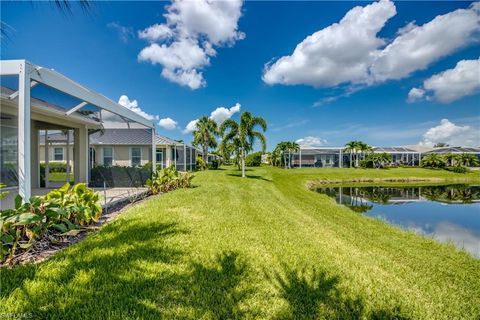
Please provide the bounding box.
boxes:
[318,185,480,208]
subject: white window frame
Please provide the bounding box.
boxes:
[156,148,163,163]
[54,147,64,161]
[130,147,142,167]
[103,147,113,166]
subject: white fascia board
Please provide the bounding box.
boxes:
[0,59,24,75]
[24,61,154,128]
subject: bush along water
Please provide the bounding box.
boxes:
[146,165,194,195]
[1,183,102,265]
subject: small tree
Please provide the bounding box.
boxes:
[420,154,446,168]
[443,153,460,167]
[220,112,267,177]
[458,153,479,167]
[192,116,218,165]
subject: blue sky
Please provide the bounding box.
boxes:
[1,1,479,149]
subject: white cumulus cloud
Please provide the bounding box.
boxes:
[263,0,396,87]
[296,136,328,148]
[182,119,199,134]
[409,58,480,103]
[138,0,244,89]
[419,119,480,147]
[117,95,159,121]
[263,1,480,89]
[158,117,178,130]
[407,87,426,103]
[209,103,241,124]
[371,3,480,82]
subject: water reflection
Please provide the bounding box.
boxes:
[315,185,480,258]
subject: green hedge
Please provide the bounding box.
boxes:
[245,152,262,167]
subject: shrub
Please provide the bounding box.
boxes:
[445,166,469,174]
[146,165,194,195]
[1,183,102,264]
[420,154,446,169]
[359,159,374,168]
[196,156,207,171]
[245,152,262,167]
[208,159,221,170]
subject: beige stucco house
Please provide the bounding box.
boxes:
[0,59,155,204]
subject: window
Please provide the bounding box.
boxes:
[103,147,113,166]
[54,147,64,161]
[131,147,141,166]
[156,149,163,163]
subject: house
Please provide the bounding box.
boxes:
[0,59,156,202]
[289,146,480,168]
[38,129,202,172]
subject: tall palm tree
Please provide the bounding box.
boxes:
[220,112,267,178]
[286,141,300,168]
[357,141,372,165]
[344,141,359,168]
[192,116,218,165]
[274,141,290,169]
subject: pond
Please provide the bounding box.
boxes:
[314,184,480,258]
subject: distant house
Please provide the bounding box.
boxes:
[289,146,480,168]
[39,129,202,172]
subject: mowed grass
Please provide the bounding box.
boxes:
[2,166,480,319]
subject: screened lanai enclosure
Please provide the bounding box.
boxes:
[289,147,422,168]
[0,60,156,209]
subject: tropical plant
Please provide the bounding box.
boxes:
[269,149,281,167]
[457,153,479,167]
[365,153,392,169]
[443,153,460,167]
[220,112,267,177]
[245,152,262,167]
[285,141,300,168]
[192,116,218,165]
[420,154,446,168]
[344,141,359,168]
[0,184,8,200]
[274,141,291,169]
[195,156,207,171]
[145,165,193,194]
[1,183,101,264]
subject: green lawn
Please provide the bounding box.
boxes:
[2,167,480,319]
[48,172,74,182]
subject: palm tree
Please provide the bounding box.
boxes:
[274,141,290,169]
[344,141,359,168]
[220,112,267,178]
[367,152,392,168]
[443,153,460,166]
[192,116,218,165]
[357,142,372,164]
[458,153,479,167]
[2,1,92,39]
[288,141,300,168]
[420,154,446,168]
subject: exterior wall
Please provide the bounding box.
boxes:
[39,145,75,165]
[91,145,151,167]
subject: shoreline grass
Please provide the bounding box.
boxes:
[1,166,479,319]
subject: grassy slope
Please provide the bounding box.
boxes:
[2,167,480,319]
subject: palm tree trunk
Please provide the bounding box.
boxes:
[349,153,352,168]
[241,148,246,178]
